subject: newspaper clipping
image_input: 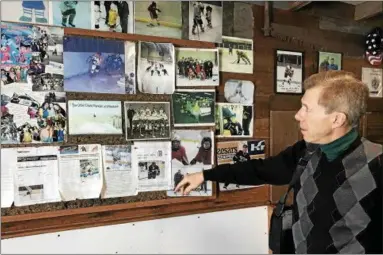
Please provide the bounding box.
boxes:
[1,148,15,208]
[132,141,172,192]
[12,146,61,206]
[101,145,138,198]
[217,140,265,191]
[58,144,103,201]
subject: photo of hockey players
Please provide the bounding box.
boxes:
[224,79,254,104]
[18,185,44,204]
[1,1,49,24]
[172,90,216,127]
[68,100,122,135]
[216,103,253,138]
[63,35,127,94]
[124,41,136,94]
[318,51,342,72]
[103,145,132,171]
[176,48,219,86]
[134,1,182,39]
[50,1,92,29]
[80,159,100,183]
[217,140,265,191]
[275,50,303,94]
[91,1,134,33]
[218,36,253,74]
[362,67,383,98]
[124,101,171,141]
[138,160,165,180]
[137,42,175,94]
[188,1,223,43]
[1,84,66,145]
[29,25,64,92]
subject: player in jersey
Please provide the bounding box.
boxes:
[282,65,294,85]
[147,1,161,27]
[157,107,168,136]
[192,2,204,35]
[205,5,213,28]
[236,50,251,65]
[107,3,118,32]
[223,144,251,189]
[172,134,189,165]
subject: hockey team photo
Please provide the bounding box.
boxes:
[275,49,304,94]
[218,36,253,74]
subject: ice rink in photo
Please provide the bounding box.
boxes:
[219,36,253,74]
[276,50,303,94]
[188,1,222,43]
[224,79,254,104]
[50,1,92,29]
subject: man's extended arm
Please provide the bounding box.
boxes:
[203,140,306,186]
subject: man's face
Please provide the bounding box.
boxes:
[294,87,335,144]
[243,146,248,153]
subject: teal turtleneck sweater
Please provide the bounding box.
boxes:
[319,128,358,161]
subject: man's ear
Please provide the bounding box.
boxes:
[332,112,347,128]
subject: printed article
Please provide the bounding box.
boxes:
[1,148,16,208]
[101,145,138,198]
[132,141,172,192]
[58,144,103,201]
[12,146,61,206]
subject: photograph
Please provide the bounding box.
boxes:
[49,1,92,29]
[91,1,134,33]
[217,140,265,191]
[29,25,64,93]
[362,67,383,98]
[63,35,127,94]
[275,49,304,94]
[124,41,136,94]
[1,1,49,24]
[103,145,132,171]
[172,89,216,127]
[176,48,219,86]
[218,36,253,74]
[134,1,182,39]
[79,159,100,183]
[138,160,165,180]
[188,1,223,43]
[1,84,66,145]
[167,165,213,197]
[18,184,44,203]
[318,51,342,72]
[224,79,254,104]
[137,41,175,94]
[68,100,122,135]
[124,101,171,141]
[216,103,253,138]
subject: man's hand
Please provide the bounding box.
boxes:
[174,172,204,195]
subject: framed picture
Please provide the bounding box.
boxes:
[318,51,342,72]
[275,49,304,94]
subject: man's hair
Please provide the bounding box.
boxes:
[303,70,369,127]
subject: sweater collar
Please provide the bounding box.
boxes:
[319,128,359,162]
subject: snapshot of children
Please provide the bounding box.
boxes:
[19,1,48,24]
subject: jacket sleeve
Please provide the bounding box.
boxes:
[203,140,306,186]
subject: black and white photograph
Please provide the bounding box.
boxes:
[224,79,254,104]
[275,49,304,94]
[216,103,253,138]
[176,48,219,86]
[124,101,171,141]
[137,41,175,94]
[361,67,382,98]
[138,160,165,180]
[29,25,64,92]
[17,184,44,204]
[172,89,216,127]
[188,1,223,43]
[218,36,253,74]
[91,1,134,33]
[124,41,136,94]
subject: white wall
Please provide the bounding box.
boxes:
[1,206,270,254]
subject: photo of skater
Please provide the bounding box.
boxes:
[50,1,92,29]
[92,1,134,33]
[134,1,182,39]
[218,36,253,74]
[137,42,175,94]
[176,48,219,86]
[275,49,304,94]
[216,103,253,138]
[188,1,223,43]
[1,1,48,24]
[224,79,254,104]
[64,35,127,94]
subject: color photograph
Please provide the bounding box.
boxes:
[1,1,49,24]
[49,1,92,29]
[218,36,253,74]
[68,100,122,135]
[63,35,127,94]
[188,1,223,43]
[91,1,134,33]
[134,1,182,39]
[318,51,342,72]
[124,101,171,141]
[172,89,216,127]
[137,41,175,94]
[176,48,219,86]
[224,79,254,104]
[275,49,304,94]
[216,103,253,138]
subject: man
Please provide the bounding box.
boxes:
[223,144,251,189]
[328,57,339,70]
[175,70,382,254]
